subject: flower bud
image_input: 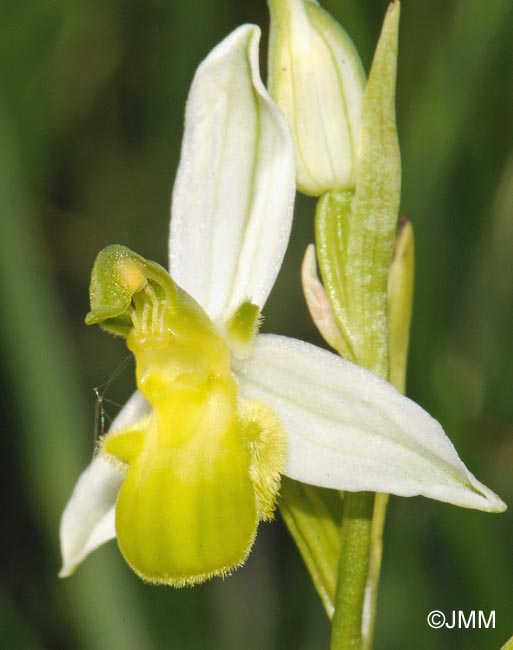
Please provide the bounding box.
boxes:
[268,0,365,195]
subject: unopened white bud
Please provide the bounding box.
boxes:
[268,0,365,196]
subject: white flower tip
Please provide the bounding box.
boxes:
[465,479,507,513]
[488,497,507,513]
[59,456,122,577]
[58,560,77,579]
[414,465,507,513]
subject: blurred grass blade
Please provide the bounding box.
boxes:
[402,0,513,215]
[0,107,151,650]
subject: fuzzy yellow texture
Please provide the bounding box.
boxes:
[93,246,286,586]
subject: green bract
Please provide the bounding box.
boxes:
[315,2,401,378]
[387,218,414,393]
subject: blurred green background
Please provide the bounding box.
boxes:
[1,0,512,648]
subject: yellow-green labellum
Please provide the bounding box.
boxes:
[89,245,286,586]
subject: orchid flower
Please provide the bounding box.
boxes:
[59,24,505,587]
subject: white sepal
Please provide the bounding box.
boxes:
[170,24,295,326]
[59,391,150,576]
[233,335,506,513]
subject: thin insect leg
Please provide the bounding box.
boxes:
[93,386,107,447]
[95,354,133,394]
[92,354,133,453]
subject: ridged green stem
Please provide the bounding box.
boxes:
[330,492,374,650]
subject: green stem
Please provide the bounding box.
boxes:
[330,492,375,650]
[304,6,404,645]
[329,213,412,649]
[362,493,389,650]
